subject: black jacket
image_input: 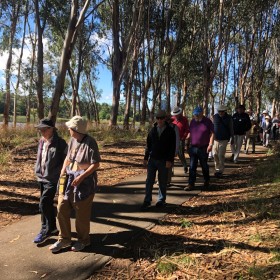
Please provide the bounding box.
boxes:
[213,113,234,141]
[232,112,252,135]
[144,122,176,162]
[35,132,67,184]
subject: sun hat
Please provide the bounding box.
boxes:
[193,106,203,115]
[155,110,166,118]
[262,110,268,114]
[171,106,182,116]
[65,116,87,134]
[35,118,54,129]
[217,104,227,111]
[265,115,270,119]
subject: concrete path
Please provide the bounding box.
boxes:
[0,146,266,280]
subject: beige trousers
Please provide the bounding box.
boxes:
[57,192,94,245]
[213,140,228,173]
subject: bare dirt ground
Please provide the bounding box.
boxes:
[0,139,145,228]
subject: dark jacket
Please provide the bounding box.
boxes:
[213,113,234,141]
[35,132,67,184]
[232,112,252,135]
[144,122,176,162]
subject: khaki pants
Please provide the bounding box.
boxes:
[231,135,245,161]
[213,140,228,173]
[57,192,94,245]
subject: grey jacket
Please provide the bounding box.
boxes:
[35,132,67,184]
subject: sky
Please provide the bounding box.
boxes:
[0,43,114,105]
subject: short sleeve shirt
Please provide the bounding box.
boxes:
[67,135,101,166]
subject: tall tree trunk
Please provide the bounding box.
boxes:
[3,2,20,126]
[49,0,92,123]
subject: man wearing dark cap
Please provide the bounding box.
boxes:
[142,110,176,210]
[231,105,251,163]
[33,118,67,244]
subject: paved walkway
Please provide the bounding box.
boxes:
[0,146,266,280]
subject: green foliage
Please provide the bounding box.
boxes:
[180,219,193,228]
[156,260,177,276]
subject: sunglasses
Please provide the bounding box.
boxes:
[156,116,165,120]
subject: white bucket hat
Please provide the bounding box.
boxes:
[217,104,228,111]
[171,106,182,116]
[65,116,87,134]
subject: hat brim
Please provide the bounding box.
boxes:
[35,124,53,128]
[171,110,182,116]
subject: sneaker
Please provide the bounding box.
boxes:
[71,241,90,252]
[49,240,71,253]
[155,201,166,208]
[33,231,50,244]
[47,228,59,235]
[140,201,151,211]
[184,184,195,191]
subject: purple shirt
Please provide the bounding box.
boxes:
[189,116,214,147]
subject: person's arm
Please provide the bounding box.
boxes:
[60,157,71,176]
[207,132,214,153]
[71,162,100,187]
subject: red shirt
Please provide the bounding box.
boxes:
[172,115,190,140]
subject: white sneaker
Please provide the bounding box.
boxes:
[49,240,71,253]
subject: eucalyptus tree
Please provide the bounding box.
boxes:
[0,0,21,126]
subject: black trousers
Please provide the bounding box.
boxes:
[39,182,57,234]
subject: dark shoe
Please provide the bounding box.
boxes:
[214,172,222,178]
[202,181,209,190]
[156,201,166,208]
[252,151,255,154]
[184,184,195,191]
[230,154,234,162]
[140,201,151,211]
[184,167,188,174]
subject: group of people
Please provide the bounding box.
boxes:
[141,104,275,210]
[33,106,276,252]
[34,116,101,253]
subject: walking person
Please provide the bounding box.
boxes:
[272,113,280,140]
[49,116,101,253]
[185,106,214,191]
[171,106,190,174]
[245,119,259,154]
[231,104,251,163]
[166,113,180,186]
[262,115,272,147]
[213,105,234,177]
[141,110,176,210]
[33,118,67,244]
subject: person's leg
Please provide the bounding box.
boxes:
[188,146,198,186]
[218,140,228,173]
[231,135,237,160]
[157,160,168,203]
[251,136,256,153]
[39,182,57,234]
[144,158,157,203]
[74,194,94,245]
[167,162,173,185]
[234,135,245,161]
[213,140,220,172]
[198,147,210,183]
[57,194,73,243]
[178,140,188,173]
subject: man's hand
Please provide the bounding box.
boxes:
[207,144,213,153]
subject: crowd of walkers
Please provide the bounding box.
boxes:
[141,104,279,210]
[32,105,279,252]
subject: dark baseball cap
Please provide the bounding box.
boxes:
[35,118,54,129]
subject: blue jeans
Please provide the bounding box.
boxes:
[144,158,168,203]
[189,146,210,185]
[39,182,57,234]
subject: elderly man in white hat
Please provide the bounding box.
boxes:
[213,104,234,177]
[171,106,189,174]
[49,116,101,253]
